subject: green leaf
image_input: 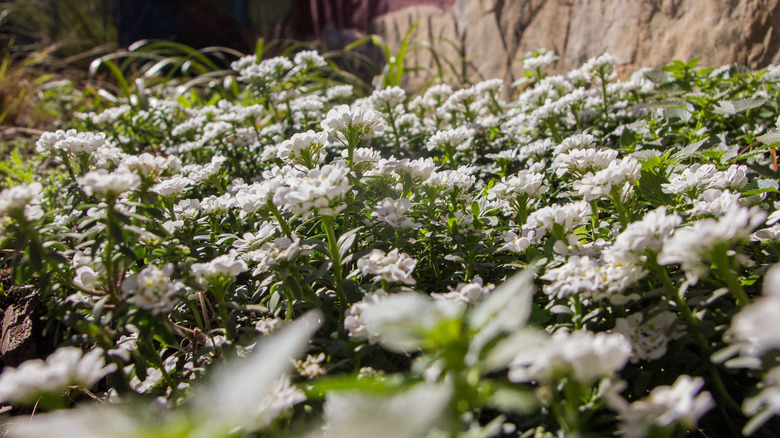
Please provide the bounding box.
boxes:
[637,170,672,207]
[742,179,778,196]
[303,374,405,399]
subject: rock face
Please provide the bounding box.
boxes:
[371,0,780,86]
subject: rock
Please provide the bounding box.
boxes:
[0,290,41,368]
[369,0,780,88]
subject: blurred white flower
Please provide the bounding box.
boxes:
[0,347,116,405]
[614,311,679,362]
[608,376,714,438]
[320,383,451,438]
[0,182,43,221]
[508,330,632,385]
[658,206,767,283]
[359,292,461,353]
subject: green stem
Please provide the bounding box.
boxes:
[322,216,346,320]
[267,200,292,238]
[712,247,749,307]
[650,258,742,412]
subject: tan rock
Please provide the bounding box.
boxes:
[369,0,780,89]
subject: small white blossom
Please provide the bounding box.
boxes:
[121,264,183,314]
[192,251,248,281]
[356,248,417,285]
[371,197,420,229]
[79,169,140,197]
[614,311,679,362]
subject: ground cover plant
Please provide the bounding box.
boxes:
[2,47,780,437]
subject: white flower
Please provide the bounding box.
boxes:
[608,376,714,438]
[499,229,541,254]
[432,277,495,305]
[79,168,140,197]
[524,200,590,232]
[232,222,279,252]
[0,347,116,405]
[658,206,767,282]
[274,161,352,218]
[186,155,227,182]
[321,383,451,438]
[487,170,547,203]
[730,264,780,355]
[554,132,597,154]
[611,206,682,257]
[121,264,183,314]
[120,153,179,179]
[371,197,420,229]
[358,292,462,353]
[0,182,43,221]
[278,130,328,167]
[370,86,406,112]
[293,50,326,68]
[743,365,780,428]
[73,266,100,290]
[662,164,748,195]
[614,311,679,362]
[508,330,632,385]
[356,248,417,285]
[688,189,742,217]
[344,289,388,340]
[320,104,385,142]
[152,175,192,197]
[552,147,618,177]
[255,376,306,429]
[326,84,354,100]
[522,48,558,71]
[294,353,327,379]
[245,234,303,276]
[36,129,106,155]
[426,126,476,152]
[573,157,641,201]
[192,251,248,281]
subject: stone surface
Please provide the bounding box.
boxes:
[370,0,780,87]
[0,294,40,368]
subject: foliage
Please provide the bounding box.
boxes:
[3,46,780,438]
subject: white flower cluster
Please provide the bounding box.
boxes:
[0,182,43,221]
[658,206,766,282]
[273,161,352,217]
[662,163,748,195]
[321,104,386,143]
[245,235,304,276]
[608,376,714,438]
[78,168,141,197]
[508,330,632,384]
[192,251,248,281]
[371,197,420,229]
[573,156,641,201]
[277,130,329,168]
[356,248,417,285]
[0,347,116,404]
[120,264,184,314]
